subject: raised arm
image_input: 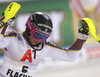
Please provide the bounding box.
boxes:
[69,19,89,50]
[0,17,11,48]
[45,19,89,62]
[0,2,21,48]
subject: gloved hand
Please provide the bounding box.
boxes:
[0,2,21,26]
[2,12,15,25]
[77,19,89,40]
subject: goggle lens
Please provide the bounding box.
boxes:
[32,32,49,43]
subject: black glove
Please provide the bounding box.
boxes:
[78,19,89,35]
[77,19,89,40]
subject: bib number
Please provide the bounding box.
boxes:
[22,65,29,73]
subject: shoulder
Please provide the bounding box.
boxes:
[45,41,67,51]
[45,41,64,50]
[45,41,56,47]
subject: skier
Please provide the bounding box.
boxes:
[0,2,89,77]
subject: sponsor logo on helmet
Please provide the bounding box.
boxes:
[38,24,52,30]
[45,28,48,32]
[43,14,50,20]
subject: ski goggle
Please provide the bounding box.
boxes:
[31,30,49,43]
[27,17,49,43]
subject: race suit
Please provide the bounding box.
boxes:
[0,18,81,77]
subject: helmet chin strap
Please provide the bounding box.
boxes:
[23,33,44,59]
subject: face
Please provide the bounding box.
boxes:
[28,35,41,45]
